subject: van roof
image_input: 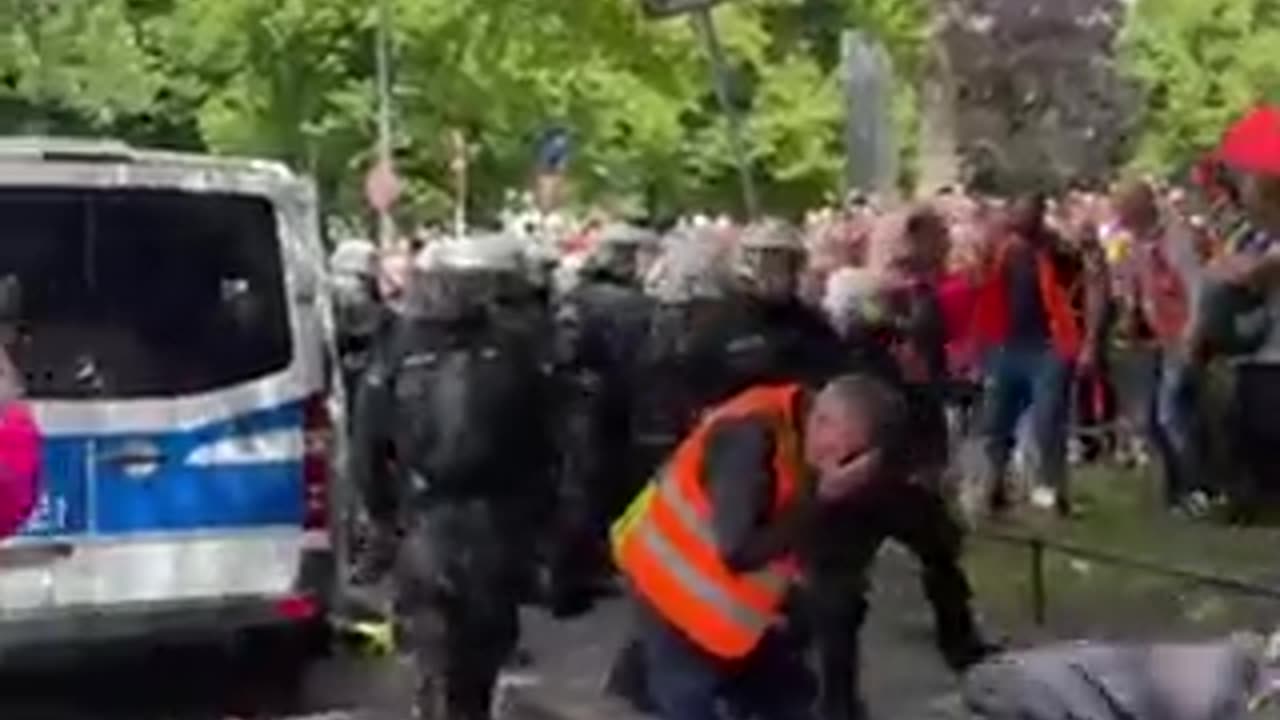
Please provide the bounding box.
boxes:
[0,136,295,180]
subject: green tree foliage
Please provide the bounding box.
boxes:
[150,0,376,212]
[1120,0,1280,173]
[0,0,930,222]
[0,0,160,133]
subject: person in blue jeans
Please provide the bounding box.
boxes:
[1114,180,1211,511]
[973,194,1105,516]
[636,599,817,720]
[1147,353,1209,509]
[982,345,1073,512]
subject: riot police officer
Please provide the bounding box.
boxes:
[577,222,659,290]
[637,224,736,467]
[349,234,552,720]
[329,238,402,590]
[669,218,990,720]
[682,218,859,405]
[547,223,658,616]
[329,238,385,405]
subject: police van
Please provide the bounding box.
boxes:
[0,138,342,661]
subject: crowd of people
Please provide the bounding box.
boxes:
[328,105,1280,720]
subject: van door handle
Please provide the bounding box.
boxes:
[98,449,165,466]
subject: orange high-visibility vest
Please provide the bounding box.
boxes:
[614,384,804,660]
[973,239,1082,360]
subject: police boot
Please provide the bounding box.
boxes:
[940,635,1001,673]
[816,651,869,720]
[814,646,869,720]
[603,637,656,714]
[546,564,597,620]
[934,608,1001,672]
[453,671,501,720]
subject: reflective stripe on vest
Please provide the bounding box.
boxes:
[615,384,802,659]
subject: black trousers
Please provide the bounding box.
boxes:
[395,500,521,720]
[805,483,981,720]
[1230,363,1280,514]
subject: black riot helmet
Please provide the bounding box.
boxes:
[328,239,382,338]
[407,234,525,321]
[585,223,660,284]
[735,218,806,301]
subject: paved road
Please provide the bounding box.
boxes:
[0,549,964,720]
[508,545,964,720]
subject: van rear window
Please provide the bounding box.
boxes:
[0,187,292,399]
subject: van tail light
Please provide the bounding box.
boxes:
[303,394,333,531]
[275,592,319,621]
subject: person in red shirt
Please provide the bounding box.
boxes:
[972,193,1107,516]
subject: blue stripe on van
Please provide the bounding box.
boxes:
[20,401,306,538]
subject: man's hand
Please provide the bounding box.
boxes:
[1076,344,1098,374]
[815,449,883,503]
[1207,253,1261,285]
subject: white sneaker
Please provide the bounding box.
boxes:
[1031,486,1057,510]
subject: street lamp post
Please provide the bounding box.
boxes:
[642,0,758,220]
[690,8,758,220]
[374,0,395,249]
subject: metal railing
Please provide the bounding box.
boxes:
[972,526,1280,627]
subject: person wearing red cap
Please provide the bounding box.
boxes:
[1204,105,1280,517]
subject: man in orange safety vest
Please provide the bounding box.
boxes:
[612,375,908,720]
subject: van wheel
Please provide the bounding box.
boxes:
[230,622,330,713]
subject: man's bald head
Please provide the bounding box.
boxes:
[803,374,907,479]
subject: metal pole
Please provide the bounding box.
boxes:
[1030,538,1047,626]
[375,0,395,249]
[840,30,857,199]
[454,132,468,240]
[691,8,758,220]
[455,170,467,240]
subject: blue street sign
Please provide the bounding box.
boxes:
[536,127,572,175]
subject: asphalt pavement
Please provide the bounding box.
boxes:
[506,544,964,720]
[0,545,965,720]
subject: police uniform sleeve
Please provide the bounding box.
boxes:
[903,288,949,381]
[794,303,858,382]
[349,347,398,524]
[702,416,784,573]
